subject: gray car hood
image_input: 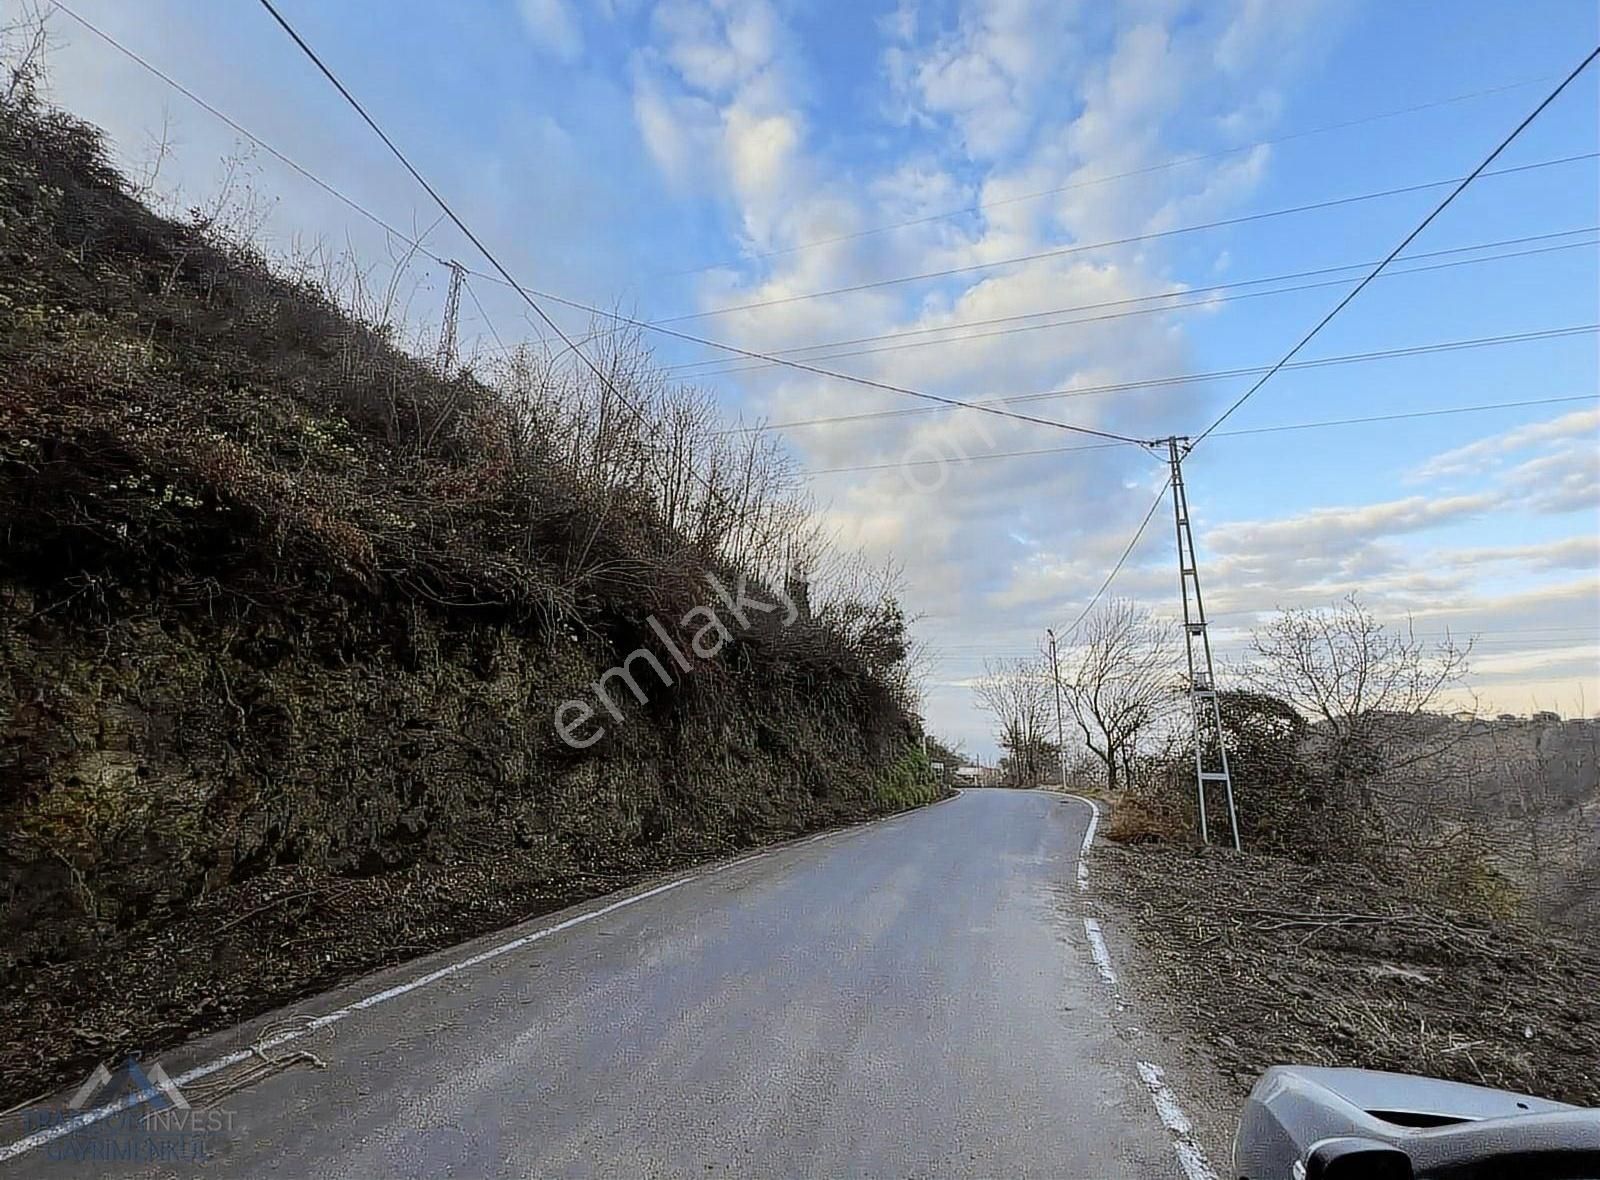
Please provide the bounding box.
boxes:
[1281,1065,1574,1124]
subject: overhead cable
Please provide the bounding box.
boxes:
[1189,46,1600,446]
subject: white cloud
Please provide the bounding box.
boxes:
[59,0,1573,756]
[879,0,918,45]
[519,0,584,62]
[618,0,1363,753]
[1208,493,1498,560]
[891,0,1075,160]
[629,0,809,250]
[1412,407,1599,482]
[51,0,1595,752]
[1435,535,1600,573]
[651,0,780,94]
[724,106,799,203]
[1501,445,1600,514]
[632,73,720,190]
[1213,0,1333,78]
[1401,406,1600,518]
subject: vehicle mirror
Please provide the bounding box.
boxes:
[1305,1137,1413,1180]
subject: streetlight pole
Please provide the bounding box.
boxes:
[1047,627,1068,790]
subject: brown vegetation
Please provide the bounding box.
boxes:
[1100,843,1600,1108]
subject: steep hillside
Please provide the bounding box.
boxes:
[0,99,934,1103]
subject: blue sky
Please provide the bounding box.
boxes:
[44,0,1600,757]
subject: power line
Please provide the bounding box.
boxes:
[54,4,1597,458]
[742,324,1597,435]
[810,439,1120,475]
[57,0,1599,698]
[1201,606,1595,626]
[803,395,1597,476]
[658,75,1558,279]
[60,0,739,475]
[254,0,675,434]
[1190,45,1600,447]
[936,625,1600,653]
[68,1,1600,464]
[933,633,1599,660]
[935,625,1600,650]
[1057,479,1172,639]
[660,227,1594,376]
[488,226,1593,371]
[64,0,1123,450]
[462,274,506,354]
[623,153,1595,327]
[465,275,1151,445]
[87,1,1137,450]
[49,1,449,267]
[663,233,1596,381]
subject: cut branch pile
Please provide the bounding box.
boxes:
[1098,843,1600,1107]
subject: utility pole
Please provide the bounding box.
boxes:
[436,259,465,376]
[1164,437,1241,850]
[1047,627,1068,790]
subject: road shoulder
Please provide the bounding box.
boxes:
[1088,836,1600,1163]
[1047,791,1235,1179]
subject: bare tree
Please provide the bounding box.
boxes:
[1239,593,1471,812]
[973,657,1055,787]
[1235,588,1472,863]
[1058,599,1177,794]
[1,1,53,106]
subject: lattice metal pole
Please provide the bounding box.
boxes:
[1166,437,1241,850]
[436,259,465,376]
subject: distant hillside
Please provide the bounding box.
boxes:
[1302,712,1599,927]
[0,95,935,1103]
[1406,716,1600,928]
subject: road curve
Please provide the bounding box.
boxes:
[3,789,1184,1178]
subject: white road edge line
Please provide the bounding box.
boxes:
[0,873,701,1163]
[1063,794,1101,891]
[713,852,769,871]
[1082,917,1117,986]
[0,788,952,1165]
[1137,1061,1220,1180]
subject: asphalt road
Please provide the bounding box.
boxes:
[2,789,1186,1179]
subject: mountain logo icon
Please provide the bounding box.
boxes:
[68,1058,190,1112]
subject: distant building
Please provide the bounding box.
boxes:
[1451,710,1477,723]
[1496,713,1520,723]
[1531,710,1561,724]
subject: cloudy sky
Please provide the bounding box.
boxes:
[40,0,1599,757]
